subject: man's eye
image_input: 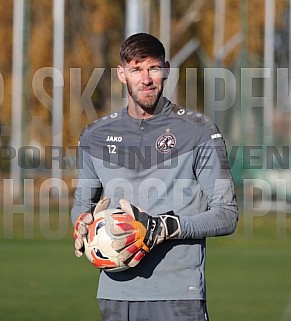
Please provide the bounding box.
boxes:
[149,68,162,73]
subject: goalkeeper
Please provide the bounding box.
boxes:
[71,32,238,321]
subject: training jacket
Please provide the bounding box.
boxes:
[71,97,238,301]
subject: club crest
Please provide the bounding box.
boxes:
[156,128,176,153]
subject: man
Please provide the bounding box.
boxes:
[72,33,238,321]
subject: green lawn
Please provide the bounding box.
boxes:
[0,210,102,321]
[0,239,102,321]
[206,213,291,321]
[0,210,291,321]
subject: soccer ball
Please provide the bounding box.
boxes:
[83,208,129,273]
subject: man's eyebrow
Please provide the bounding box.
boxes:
[149,63,162,68]
[130,64,163,69]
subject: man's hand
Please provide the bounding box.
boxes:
[74,198,110,257]
[111,199,181,267]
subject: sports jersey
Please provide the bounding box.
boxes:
[71,97,238,301]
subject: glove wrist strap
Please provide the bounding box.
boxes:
[159,211,181,239]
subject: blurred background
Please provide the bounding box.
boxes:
[1,1,291,321]
[1,0,291,207]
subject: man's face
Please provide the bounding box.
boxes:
[118,58,169,111]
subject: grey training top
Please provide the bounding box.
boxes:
[71,98,238,301]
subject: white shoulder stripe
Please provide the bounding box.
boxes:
[211,133,222,139]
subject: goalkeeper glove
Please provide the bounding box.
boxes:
[74,198,110,257]
[111,199,181,267]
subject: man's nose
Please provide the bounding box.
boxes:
[141,70,152,84]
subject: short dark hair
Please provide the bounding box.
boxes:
[120,33,165,65]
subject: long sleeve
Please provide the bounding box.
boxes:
[180,132,238,239]
[71,145,102,224]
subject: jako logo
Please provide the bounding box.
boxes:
[106,136,123,142]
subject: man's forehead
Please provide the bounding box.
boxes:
[125,57,164,67]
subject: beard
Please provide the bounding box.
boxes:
[127,83,163,111]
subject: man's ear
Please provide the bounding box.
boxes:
[117,65,127,84]
[163,61,170,80]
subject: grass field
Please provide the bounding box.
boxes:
[1,209,291,321]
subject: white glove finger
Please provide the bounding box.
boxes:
[78,222,88,236]
[112,238,127,251]
[110,220,136,235]
[111,232,136,251]
[94,197,111,215]
[74,235,84,250]
[126,250,147,267]
[116,241,142,262]
[75,248,84,257]
[81,213,94,225]
[119,199,134,217]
